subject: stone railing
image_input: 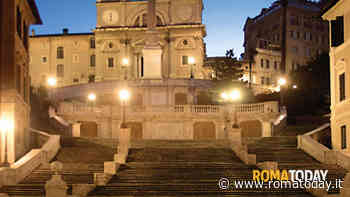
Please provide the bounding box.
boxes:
[297,124,350,170]
[0,129,60,186]
[58,101,279,115]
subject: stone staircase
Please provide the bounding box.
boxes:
[247,136,347,194]
[0,137,116,196]
[1,138,345,196]
[89,140,312,196]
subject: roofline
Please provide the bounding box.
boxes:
[27,0,42,24]
[321,0,340,16]
[30,32,94,38]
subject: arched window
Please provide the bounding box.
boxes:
[133,13,163,27]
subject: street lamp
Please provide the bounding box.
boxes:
[221,90,241,128]
[119,89,130,129]
[47,77,57,100]
[88,93,96,112]
[0,117,14,167]
[278,77,287,108]
[47,77,57,87]
[122,58,129,80]
[189,57,195,79]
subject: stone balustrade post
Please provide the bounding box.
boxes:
[341,173,350,197]
[228,127,242,146]
[72,123,81,137]
[45,162,67,197]
[114,128,131,164]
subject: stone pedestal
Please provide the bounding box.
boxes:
[228,128,242,145]
[104,162,120,175]
[142,46,162,79]
[45,175,68,197]
[114,128,131,164]
[0,167,16,186]
[72,123,81,137]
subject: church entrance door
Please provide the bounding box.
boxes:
[80,122,98,137]
[193,122,216,140]
[240,120,262,137]
[126,122,143,140]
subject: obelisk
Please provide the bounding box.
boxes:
[142,0,163,79]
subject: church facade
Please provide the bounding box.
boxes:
[29,0,211,88]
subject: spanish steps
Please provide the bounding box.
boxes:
[0,136,346,196]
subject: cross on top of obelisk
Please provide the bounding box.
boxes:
[147,0,157,30]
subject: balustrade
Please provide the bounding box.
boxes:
[58,102,279,115]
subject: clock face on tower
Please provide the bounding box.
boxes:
[103,10,119,25]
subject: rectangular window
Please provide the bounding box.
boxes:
[17,6,22,38]
[73,78,79,83]
[340,73,346,101]
[261,77,265,85]
[341,125,347,149]
[108,58,114,68]
[266,60,270,69]
[23,22,28,49]
[331,16,344,47]
[274,61,278,70]
[88,75,95,83]
[57,64,64,78]
[57,47,64,59]
[90,38,96,49]
[90,55,96,67]
[266,77,271,85]
[16,66,21,93]
[42,57,47,63]
[261,59,264,68]
[182,56,189,65]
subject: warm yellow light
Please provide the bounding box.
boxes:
[229,90,241,101]
[0,118,14,132]
[119,89,130,101]
[293,85,298,89]
[47,77,57,87]
[221,92,229,100]
[188,57,195,65]
[278,78,287,86]
[275,86,281,92]
[122,58,129,66]
[88,93,96,101]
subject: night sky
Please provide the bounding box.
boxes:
[31,0,276,57]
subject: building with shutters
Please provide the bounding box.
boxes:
[322,0,350,153]
[243,0,329,91]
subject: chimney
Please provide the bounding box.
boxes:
[63,28,69,35]
[31,29,35,36]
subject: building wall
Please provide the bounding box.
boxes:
[323,0,350,153]
[29,0,208,88]
[0,0,40,163]
[244,0,329,89]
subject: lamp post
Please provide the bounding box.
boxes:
[0,118,14,167]
[221,90,241,128]
[87,93,96,112]
[278,77,287,108]
[119,89,130,129]
[189,57,195,79]
[122,58,129,80]
[47,77,57,100]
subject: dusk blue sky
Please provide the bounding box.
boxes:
[31,0,276,57]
